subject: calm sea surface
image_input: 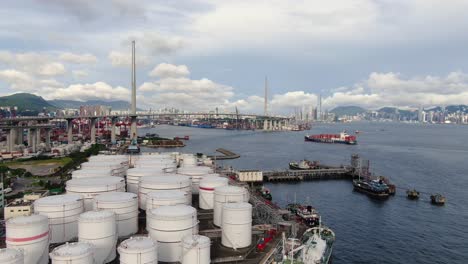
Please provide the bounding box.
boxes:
[140,122,468,264]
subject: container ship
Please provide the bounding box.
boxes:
[305,131,357,145]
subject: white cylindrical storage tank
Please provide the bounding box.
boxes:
[0,248,24,264]
[88,155,128,162]
[126,168,175,194]
[213,186,249,227]
[72,169,118,179]
[80,162,127,177]
[199,176,229,210]
[146,205,198,263]
[146,190,188,211]
[6,214,49,264]
[94,192,138,237]
[133,162,176,171]
[221,202,252,249]
[66,177,126,211]
[81,160,127,169]
[181,235,210,264]
[177,166,214,194]
[181,154,197,166]
[139,176,192,210]
[34,194,84,243]
[78,210,117,264]
[118,236,157,264]
[49,242,94,264]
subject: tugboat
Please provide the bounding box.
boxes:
[406,189,420,200]
[353,177,390,199]
[430,194,446,205]
[305,131,357,145]
[287,204,320,227]
[289,160,319,170]
[297,205,320,227]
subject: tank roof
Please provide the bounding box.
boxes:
[34,194,83,206]
[7,214,48,225]
[67,176,124,187]
[140,175,191,185]
[119,236,156,251]
[182,235,211,247]
[147,190,186,200]
[79,210,115,221]
[214,185,246,194]
[200,176,229,186]
[50,242,93,257]
[149,205,196,218]
[94,192,137,203]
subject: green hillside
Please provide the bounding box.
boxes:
[330,106,367,116]
[0,93,56,115]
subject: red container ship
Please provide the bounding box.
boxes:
[305,131,357,145]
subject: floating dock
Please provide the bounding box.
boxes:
[208,148,240,160]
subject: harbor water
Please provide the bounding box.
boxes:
[140,122,468,264]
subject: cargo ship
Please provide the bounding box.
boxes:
[305,131,357,145]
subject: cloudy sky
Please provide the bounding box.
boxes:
[1,0,468,113]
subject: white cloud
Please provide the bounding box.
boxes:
[39,79,63,88]
[138,32,184,56]
[139,77,234,111]
[108,51,150,67]
[72,70,88,78]
[0,69,35,90]
[149,63,190,78]
[43,82,130,101]
[59,52,97,64]
[323,71,468,109]
[37,62,66,76]
[138,63,233,110]
[271,91,318,110]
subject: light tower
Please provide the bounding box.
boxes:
[130,40,138,141]
[264,76,268,116]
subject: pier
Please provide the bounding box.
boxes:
[263,167,353,182]
[208,148,240,160]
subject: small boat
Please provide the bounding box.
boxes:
[430,194,446,205]
[259,186,272,201]
[406,189,420,199]
[289,160,319,170]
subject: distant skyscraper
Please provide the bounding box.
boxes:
[317,94,322,121]
[418,105,424,123]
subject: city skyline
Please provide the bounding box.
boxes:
[1,1,468,114]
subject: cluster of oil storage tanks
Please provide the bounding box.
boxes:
[1,152,253,264]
